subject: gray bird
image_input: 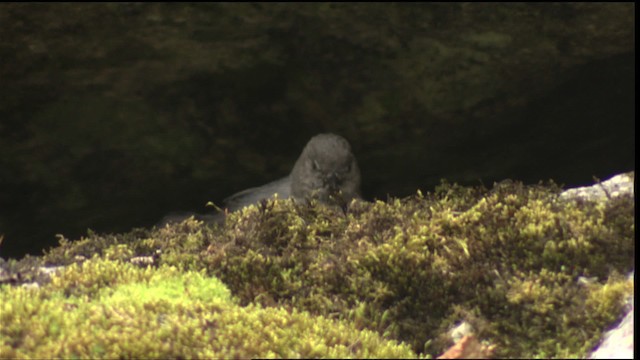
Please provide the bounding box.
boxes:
[157,133,361,227]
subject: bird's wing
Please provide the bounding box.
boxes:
[224,176,292,211]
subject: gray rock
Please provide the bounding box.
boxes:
[560,172,634,202]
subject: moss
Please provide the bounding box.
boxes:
[1,257,417,359]
[199,180,633,357]
[2,180,633,358]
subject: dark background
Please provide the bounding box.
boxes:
[0,3,635,259]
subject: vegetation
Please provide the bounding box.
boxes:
[1,181,633,358]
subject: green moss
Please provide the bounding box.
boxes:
[1,257,417,359]
[199,181,633,357]
[3,180,633,358]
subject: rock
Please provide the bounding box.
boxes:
[560,172,634,202]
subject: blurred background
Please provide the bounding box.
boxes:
[0,3,634,258]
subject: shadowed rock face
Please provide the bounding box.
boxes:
[0,3,634,258]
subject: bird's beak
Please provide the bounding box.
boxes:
[326,172,340,191]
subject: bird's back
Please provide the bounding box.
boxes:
[223,175,292,212]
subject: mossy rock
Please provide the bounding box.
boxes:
[1,180,634,358]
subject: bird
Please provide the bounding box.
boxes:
[157,133,361,227]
